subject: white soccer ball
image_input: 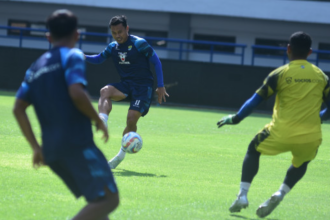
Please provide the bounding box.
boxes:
[121,132,143,154]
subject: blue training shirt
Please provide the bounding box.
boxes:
[87,35,161,86]
[16,47,94,162]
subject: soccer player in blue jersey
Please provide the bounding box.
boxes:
[85,15,169,169]
[13,10,119,220]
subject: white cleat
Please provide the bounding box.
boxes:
[256,191,283,218]
[108,156,123,169]
[229,195,249,213]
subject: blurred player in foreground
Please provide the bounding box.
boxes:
[85,15,169,169]
[217,32,330,218]
[13,9,119,220]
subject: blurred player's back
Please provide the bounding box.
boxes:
[22,47,93,159]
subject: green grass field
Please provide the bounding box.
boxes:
[1,91,330,220]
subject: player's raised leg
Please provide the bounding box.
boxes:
[108,110,141,169]
[98,85,126,128]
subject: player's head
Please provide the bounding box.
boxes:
[109,15,129,44]
[46,9,79,47]
[287,32,312,60]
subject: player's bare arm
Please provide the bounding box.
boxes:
[13,99,45,168]
[156,87,169,104]
[69,83,109,143]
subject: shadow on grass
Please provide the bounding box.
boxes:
[229,214,279,220]
[112,169,167,178]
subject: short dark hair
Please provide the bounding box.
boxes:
[289,32,312,58]
[109,15,128,28]
[46,9,77,39]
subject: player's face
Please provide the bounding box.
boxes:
[110,24,129,44]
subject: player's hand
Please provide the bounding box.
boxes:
[95,118,109,143]
[217,114,239,128]
[32,146,45,169]
[156,87,169,104]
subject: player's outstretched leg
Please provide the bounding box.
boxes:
[108,147,126,169]
[230,141,261,213]
[256,161,310,218]
[98,85,127,128]
[108,110,141,169]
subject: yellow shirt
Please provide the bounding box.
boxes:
[256,60,330,144]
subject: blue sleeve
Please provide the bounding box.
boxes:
[85,53,106,64]
[149,53,164,87]
[85,42,114,64]
[135,38,154,58]
[16,81,31,103]
[320,99,330,122]
[236,93,264,120]
[64,49,87,87]
[320,108,330,122]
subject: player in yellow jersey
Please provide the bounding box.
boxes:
[217,32,330,218]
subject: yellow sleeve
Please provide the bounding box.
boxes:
[256,69,281,99]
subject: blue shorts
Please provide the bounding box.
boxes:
[48,146,118,202]
[109,81,153,117]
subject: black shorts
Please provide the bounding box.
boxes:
[48,146,118,202]
[109,81,153,117]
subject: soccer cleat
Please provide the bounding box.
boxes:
[108,156,123,169]
[229,195,249,213]
[256,191,283,218]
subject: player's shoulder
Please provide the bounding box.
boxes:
[130,35,149,47]
[58,47,85,69]
[130,35,146,42]
[104,41,118,53]
[310,63,326,74]
[269,64,289,77]
[67,48,84,60]
[108,41,118,48]
[307,63,329,82]
[60,47,84,61]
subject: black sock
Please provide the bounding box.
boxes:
[283,161,310,189]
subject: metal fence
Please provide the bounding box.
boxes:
[1,25,330,67]
[251,45,330,66]
[0,25,246,64]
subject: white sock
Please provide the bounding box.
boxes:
[238,182,251,197]
[99,113,108,122]
[279,184,291,195]
[116,147,126,160]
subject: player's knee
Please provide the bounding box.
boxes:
[247,141,261,156]
[100,86,113,98]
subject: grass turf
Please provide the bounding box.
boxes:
[0,91,330,220]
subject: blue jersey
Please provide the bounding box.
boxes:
[101,35,155,85]
[16,47,94,162]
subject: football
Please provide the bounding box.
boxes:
[122,132,143,154]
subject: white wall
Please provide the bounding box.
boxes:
[1,1,330,71]
[190,14,330,70]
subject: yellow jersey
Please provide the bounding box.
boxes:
[256,60,330,144]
